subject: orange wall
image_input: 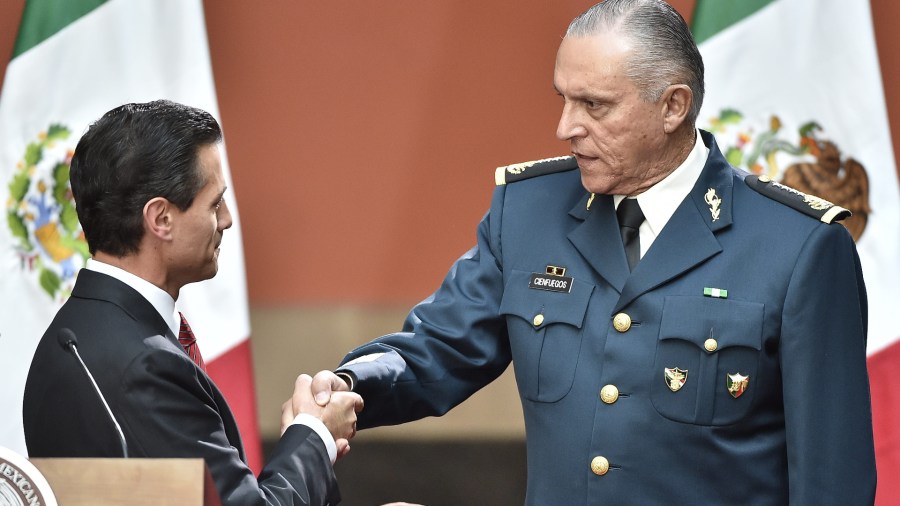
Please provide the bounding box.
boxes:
[202,1,596,304]
[2,0,898,305]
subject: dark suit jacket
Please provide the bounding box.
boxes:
[24,269,340,505]
[339,131,875,504]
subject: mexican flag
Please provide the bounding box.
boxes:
[692,0,900,502]
[0,0,262,472]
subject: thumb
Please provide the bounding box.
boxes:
[311,370,342,406]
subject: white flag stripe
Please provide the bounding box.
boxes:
[1,0,250,357]
[0,0,251,454]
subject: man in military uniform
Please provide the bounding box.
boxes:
[312,0,876,503]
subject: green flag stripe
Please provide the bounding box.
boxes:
[691,0,776,44]
[12,0,108,59]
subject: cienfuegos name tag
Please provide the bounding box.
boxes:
[529,273,573,293]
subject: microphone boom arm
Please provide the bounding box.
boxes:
[58,328,129,458]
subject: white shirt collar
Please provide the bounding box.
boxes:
[614,129,710,240]
[85,258,180,336]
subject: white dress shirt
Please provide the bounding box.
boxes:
[614,129,710,259]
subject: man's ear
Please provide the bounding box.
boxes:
[143,197,174,241]
[661,84,692,134]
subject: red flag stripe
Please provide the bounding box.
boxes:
[868,338,900,505]
[206,338,262,474]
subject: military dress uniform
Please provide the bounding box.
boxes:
[338,130,875,504]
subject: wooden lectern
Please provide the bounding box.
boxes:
[30,458,221,506]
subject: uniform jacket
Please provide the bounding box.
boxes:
[24,269,340,506]
[339,131,875,504]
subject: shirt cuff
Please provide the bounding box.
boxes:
[292,413,337,464]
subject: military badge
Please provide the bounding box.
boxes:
[664,367,688,392]
[545,265,566,277]
[726,373,750,399]
[704,188,721,221]
[6,125,88,300]
[703,287,728,299]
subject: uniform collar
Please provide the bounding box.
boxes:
[615,129,709,238]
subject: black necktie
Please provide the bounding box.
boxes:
[616,198,645,271]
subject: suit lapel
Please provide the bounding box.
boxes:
[567,193,630,292]
[614,199,721,312]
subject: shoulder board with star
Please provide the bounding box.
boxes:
[495,156,578,186]
[745,174,851,224]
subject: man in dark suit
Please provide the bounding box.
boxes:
[23,100,363,505]
[311,0,876,503]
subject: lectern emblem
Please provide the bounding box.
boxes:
[0,446,57,506]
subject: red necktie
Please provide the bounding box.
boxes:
[178,312,207,371]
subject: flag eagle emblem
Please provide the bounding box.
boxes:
[5,125,88,299]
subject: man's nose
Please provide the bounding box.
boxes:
[219,200,233,230]
[556,103,586,141]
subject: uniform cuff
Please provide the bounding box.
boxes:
[335,371,356,391]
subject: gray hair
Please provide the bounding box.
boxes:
[566,0,705,125]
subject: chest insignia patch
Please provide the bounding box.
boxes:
[727,373,750,399]
[703,287,728,299]
[665,367,688,392]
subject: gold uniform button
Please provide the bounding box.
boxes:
[600,384,619,404]
[758,175,771,183]
[704,338,718,352]
[533,314,544,327]
[591,456,609,476]
[612,313,631,332]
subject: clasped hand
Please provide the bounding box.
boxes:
[281,372,362,460]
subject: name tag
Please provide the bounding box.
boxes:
[529,273,573,293]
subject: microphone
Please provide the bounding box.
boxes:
[57,328,129,458]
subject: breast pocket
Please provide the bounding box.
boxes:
[500,269,593,403]
[651,296,764,426]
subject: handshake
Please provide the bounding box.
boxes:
[280,372,423,506]
[280,370,360,460]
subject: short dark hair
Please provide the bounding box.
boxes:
[566,0,705,124]
[70,100,222,256]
